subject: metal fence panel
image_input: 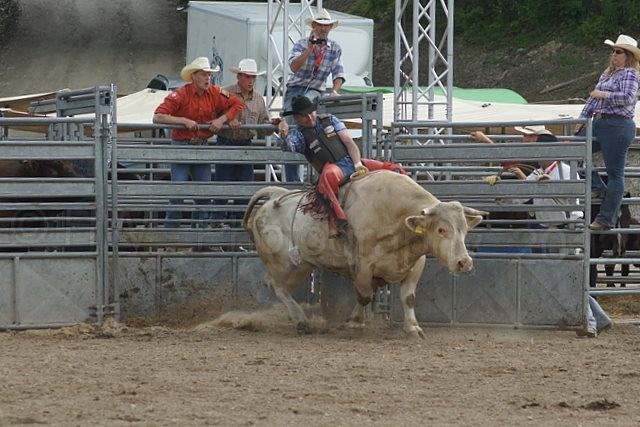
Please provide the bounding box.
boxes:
[113,256,159,319]
[0,259,13,325]
[0,86,112,329]
[518,259,583,326]
[159,256,236,315]
[390,258,583,328]
[15,257,96,326]
[237,257,278,308]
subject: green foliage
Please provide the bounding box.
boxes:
[349,0,396,23]
[351,0,640,47]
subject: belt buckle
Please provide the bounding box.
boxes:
[190,137,205,145]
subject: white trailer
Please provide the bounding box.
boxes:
[186,1,374,94]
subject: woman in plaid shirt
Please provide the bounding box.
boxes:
[577,34,640,231]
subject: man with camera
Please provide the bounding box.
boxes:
[281,8,346,182]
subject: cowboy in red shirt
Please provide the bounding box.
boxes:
[153,57,244,229]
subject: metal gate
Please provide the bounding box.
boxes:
[0,86,113,329]
[386,119,591,328]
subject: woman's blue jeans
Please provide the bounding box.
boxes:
[164,140,212,228]
[591,117,636,228]
[587,295,611,330]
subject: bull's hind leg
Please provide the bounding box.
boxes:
[346,272,376,328]
[399,256,426,339]
[265,266,315,334]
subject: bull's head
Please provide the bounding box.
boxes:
[405,201,487,273]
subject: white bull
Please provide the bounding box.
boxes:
[243,170,486,337]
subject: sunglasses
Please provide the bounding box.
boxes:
[612,48,627,55]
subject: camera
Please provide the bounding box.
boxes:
[309,37,327,45]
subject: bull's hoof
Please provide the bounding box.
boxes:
[405,326,426,339]
[296,321,312,335]
[345,320,365,329]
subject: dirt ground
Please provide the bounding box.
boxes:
[1,310,639,426]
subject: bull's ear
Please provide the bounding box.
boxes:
[405,215,429,235]
[463,207,487,229]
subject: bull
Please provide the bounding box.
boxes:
[243,170,486,337]
[0,159,84,235]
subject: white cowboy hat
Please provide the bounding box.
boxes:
[304,8,339,29]
[604,34,640,61]
[229,58,265,76]
[514,125,553,136]
[180,57,220,81]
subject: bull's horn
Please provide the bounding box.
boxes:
[463,206,489,217]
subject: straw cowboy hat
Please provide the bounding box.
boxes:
[304,8,339,29]
[604,34,640,61]
[180,57,220,81]
[229,58,265,76]
[514,125,553,136]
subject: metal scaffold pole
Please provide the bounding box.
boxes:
[393,0,454,176]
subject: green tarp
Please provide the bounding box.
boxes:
[341,86,528,104]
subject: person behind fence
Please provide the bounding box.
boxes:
[574,34,640,231]
[278,96,406,236]
[504,133,583,230]
[281,8,345,183]
[470,124,552,172]
[153,57,244,228]
[477,129,612,338]
[213,58,288,226]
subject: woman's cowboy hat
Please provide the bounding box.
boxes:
[304,9,339,29]
[180,57,220,81]
[229,58,266,76]
[604,34,640,61]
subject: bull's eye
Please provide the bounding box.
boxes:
[438,227,447,237]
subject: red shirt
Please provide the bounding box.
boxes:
[154,83,244,140]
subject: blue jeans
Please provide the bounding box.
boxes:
[212,136,254,222]
[591,117,635,227]
[164,140,212,228]
[587,295,611,330]
[282,87,322,182]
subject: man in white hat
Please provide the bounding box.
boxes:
[153,56,244,229]
[212,58,288,226]
[281,8,346,182]
[469,125,553,170]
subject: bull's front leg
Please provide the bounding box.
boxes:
[399,256,426,339]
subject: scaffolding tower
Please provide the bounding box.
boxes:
[393,0,454,145]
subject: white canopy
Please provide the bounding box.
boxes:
[112,89,606,131]
[5,88,639,131]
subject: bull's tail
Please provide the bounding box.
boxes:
[242,186,291,233]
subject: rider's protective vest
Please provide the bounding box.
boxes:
[301,115,348,172]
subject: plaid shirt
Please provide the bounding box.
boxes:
[286,38,346,92]
[217,83,271,140]
[580,67,639,119]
